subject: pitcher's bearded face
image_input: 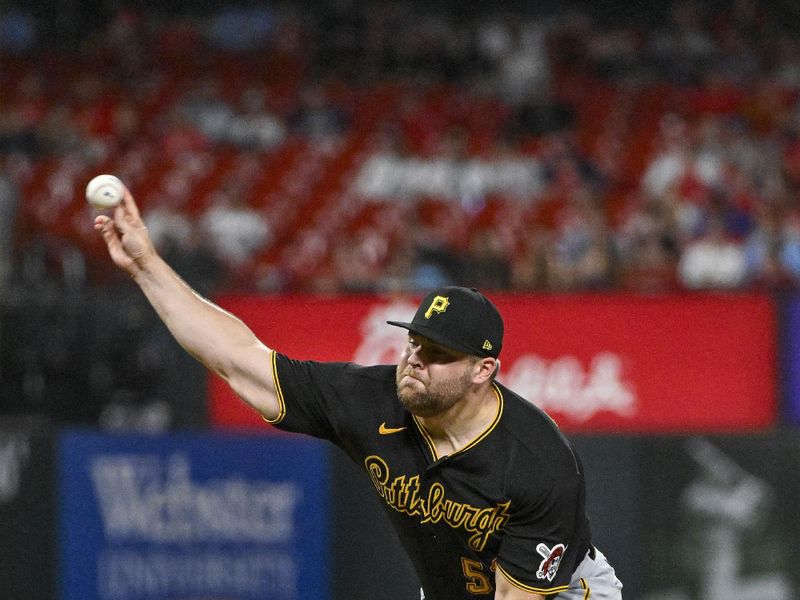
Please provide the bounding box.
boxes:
[395,335,475,417]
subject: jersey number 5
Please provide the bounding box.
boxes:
[460,557,493,595]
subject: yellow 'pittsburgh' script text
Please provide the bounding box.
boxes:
[365,455,510,551]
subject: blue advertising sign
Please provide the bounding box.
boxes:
[784,297,800,425]
[58,430,329,600]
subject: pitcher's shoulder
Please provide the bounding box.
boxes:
[495,382,580,469]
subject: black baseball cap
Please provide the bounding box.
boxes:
[387,286,504,358]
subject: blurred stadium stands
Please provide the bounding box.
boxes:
[2,0,800,297]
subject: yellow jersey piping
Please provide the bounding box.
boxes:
[413,384,503,462]
[495,562,569,595]
[581,577,591,600]
[414,415,438,459]
[262,350,286,424]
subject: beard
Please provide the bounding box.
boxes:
[396,365,473,418]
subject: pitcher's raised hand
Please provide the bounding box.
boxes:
[93,188,155,277]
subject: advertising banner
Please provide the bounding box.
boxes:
[0,417,56,600]
[58,430,329,600]
[783,295,800,425]
[210,293,776,433]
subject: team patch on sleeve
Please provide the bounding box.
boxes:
[536,543,567,582]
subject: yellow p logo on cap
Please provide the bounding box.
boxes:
[424,295,450,319]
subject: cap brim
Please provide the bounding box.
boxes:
[387,320,477,356]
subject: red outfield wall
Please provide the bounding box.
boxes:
[209,293,777,434]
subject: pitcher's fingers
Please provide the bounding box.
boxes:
[94,215,111,230]
[113,202,127,230]
[112,201,137,236]
[98,213,123,248]
[121,187,141,221]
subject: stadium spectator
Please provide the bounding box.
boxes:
[462,226,512,291]
[288,83,350,141]
[510,226,551,291]
[742,204,795,290]
[546,189,615,291]
[200,186,271,271]
[678,216,747,289]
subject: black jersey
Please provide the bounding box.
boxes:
[270,352,593,599]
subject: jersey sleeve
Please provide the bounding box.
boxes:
[265,351,395,447]
[494,471,588,595]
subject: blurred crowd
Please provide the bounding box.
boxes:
[3,0,800,295]
[2,0,800,424]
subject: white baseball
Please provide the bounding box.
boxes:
[85,174,125,208]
